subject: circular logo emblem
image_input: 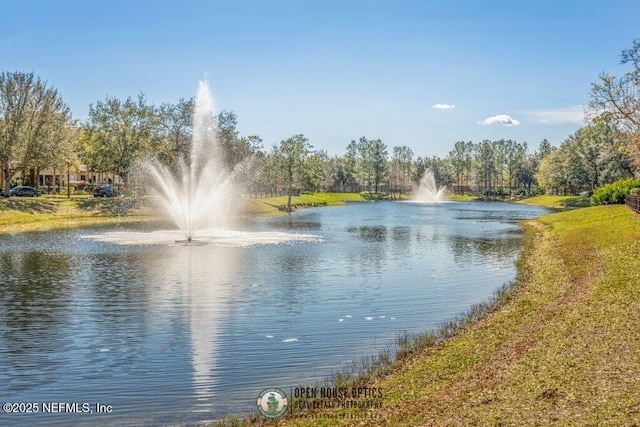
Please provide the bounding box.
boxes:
[256,388,288,418]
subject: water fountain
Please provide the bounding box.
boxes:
[413,170,446,203]
[117,80,322,247]
[143,80,239,242]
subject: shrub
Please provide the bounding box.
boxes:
[591,178,640,205]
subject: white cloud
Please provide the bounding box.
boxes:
[432,103,455,110]
[523,106,585,124]
[478,114,520,126]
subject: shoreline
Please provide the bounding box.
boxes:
[0,193,579,236]
[264,203,639,426]
[0,192,371,235]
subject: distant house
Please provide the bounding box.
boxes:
[1,162,122,193]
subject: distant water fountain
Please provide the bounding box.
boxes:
[142,81,239,242]
[413,170,447,203]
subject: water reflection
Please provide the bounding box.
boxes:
[347,225,388,243]
[446,233,523,266]
[0,252,75,391]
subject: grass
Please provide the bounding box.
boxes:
[518,194,591,209]
[0,193,367,234]
[448,194,479,202]
[240,193,366,216]
[0,195,154,234]
[259,204,640,426]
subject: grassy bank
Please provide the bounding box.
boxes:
[0,196,155,234]
[518,194,590,209]
[240,193,366,217]
[0,193,367,234]
[262,204,640,426]
[447,194,479,202]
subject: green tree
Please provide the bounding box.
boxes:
[301,152,325,192]
[535,124,633,194]
[390,147,402,197]
[0,71,73,194]
[370,139,388,193]
[83,94,160,185]
[344,139,359,189]
[273,134,311,211]
[504,140,526,194]
[158,97,194,166]
[394,145,414,194]
[215,110,261,171]
[475,140,496,194]
[447,141,467,191]
[537,139,554,160]
[536,149,566,194]
[514,152,538,194]
[355,137,373,191]
[492,139,508,191]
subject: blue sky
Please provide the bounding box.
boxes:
[2,0,639,157]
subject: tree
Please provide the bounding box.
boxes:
[216,110,240,168]
[370,139,388,193]
[355,137,373,191]
[504,140,526,194]
[158,97,194,166]
[447,141,467,191]
[393,145,414,194]
[514,152,538,194]
[273,134,311,211]
[332,155,357,192]
[343,139,359,190]
[475,140,496,194]
[215,110,261,171]
[535,124,634,194]
[390,147,403,198]
[301,152,325,192]
[537,139,554,160]
[536,149,565,194]
[589,39,640,171]
[0,71,73,194]
[492,139,508,190]
[83,94,160,185]
[589,40,640,132]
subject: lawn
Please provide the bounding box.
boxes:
[0,195,154,234]
[240,193,366,216]
[518,194,590,209]
[0,193,367,233]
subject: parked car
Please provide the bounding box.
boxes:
[93,186,119,197]
[9,186,42,197]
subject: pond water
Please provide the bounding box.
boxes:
[0,201,547,425]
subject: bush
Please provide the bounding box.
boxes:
[591,178,640,205]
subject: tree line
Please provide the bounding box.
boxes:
[2,39,640,198]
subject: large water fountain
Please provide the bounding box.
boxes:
[143,81,240,242]
[123,80,322,247]
[413,170,447,203]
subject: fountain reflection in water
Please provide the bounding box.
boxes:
[413,170,447,203]
[143,80,238,242]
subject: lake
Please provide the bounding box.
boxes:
[0,200,547,425]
